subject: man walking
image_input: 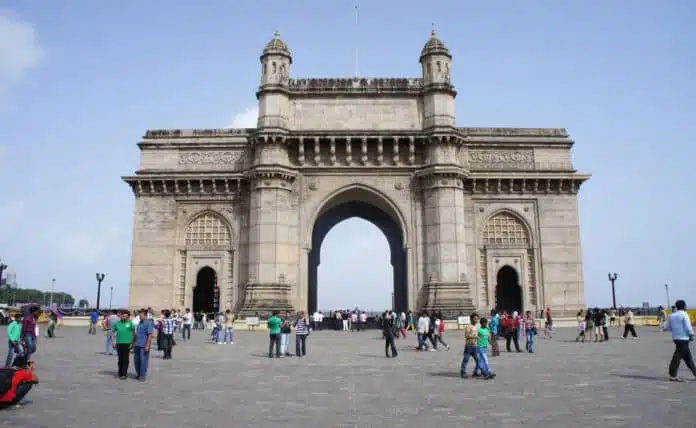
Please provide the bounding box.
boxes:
[664,300,696,382]
[160,310,175,360]
[182,308,192,341]
[89,310,99,335]
[21,306,40,360]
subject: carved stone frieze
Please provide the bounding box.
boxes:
[468,150,534,170]
[178,151,244,169]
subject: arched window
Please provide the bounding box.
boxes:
[481,212,530,247]
[185,212,231,247]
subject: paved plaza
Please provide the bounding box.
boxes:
[0,325,695,427]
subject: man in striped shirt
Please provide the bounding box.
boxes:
[294,312,310,357]
[161,310,175,360]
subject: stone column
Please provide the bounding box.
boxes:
[416,155,474,317]
[238,139,298,316]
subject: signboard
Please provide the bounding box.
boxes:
[246,317,260,330]
[457,316,470,326]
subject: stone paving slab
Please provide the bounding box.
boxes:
[0,326,694,427]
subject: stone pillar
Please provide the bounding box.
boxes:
[416,144,474,317]
[238,139,298,316]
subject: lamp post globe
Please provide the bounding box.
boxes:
[95,273,106,311]
[608,273,618,310]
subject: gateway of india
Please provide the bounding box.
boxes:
[123,31,590,317]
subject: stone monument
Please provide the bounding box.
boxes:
[123,31,590,317]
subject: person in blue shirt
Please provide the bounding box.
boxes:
[133,309,154,381]
[664,300,696,382]
[88,310,99,335]
[488,309,500,357]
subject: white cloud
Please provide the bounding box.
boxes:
[229,106,258,128]
[0,10,44,95]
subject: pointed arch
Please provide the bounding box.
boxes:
[184,210,233,248]
[480,209,532,248]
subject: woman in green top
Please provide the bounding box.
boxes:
[111,311,135,379]
[266,312,282,358]
[6,314,23,366]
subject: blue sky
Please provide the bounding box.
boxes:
[0,1,694,310]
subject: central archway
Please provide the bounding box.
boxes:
[308,187,408,314]
[193,266,219,314]
[495,265,522,313]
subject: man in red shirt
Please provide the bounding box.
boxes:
[21,306,41,359]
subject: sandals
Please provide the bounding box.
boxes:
[669,377,684,382]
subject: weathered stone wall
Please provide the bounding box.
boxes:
[290,97,423,131]
[128,196,178,309]
[536,195,584,312]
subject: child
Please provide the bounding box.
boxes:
[576,316,586,342]
[472,318,495,379]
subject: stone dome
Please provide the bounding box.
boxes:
[419,30,451,62]
[262,31,292,61]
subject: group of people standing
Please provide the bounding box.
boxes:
[266,311,310,358]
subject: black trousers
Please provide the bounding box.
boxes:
[182,324,191,340]
[602,326,609,340]
[162,334,173,359]
[116,343,130,378]
[384,332,398,357]
[506,330,521,352]
[669,340,696,377]
[623,324,637,338]
[268,333,280,357]
[295,335,307,356]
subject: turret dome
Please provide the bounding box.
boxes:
[419,30,451,62]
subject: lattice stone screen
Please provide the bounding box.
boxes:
[481,212,529,247]
[185,213,231,246]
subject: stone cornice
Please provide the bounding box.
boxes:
[287,77,424,96]
[414,164,469,179]
[122,175,247,197]
[465,176,590,195]
[244,165,298,182]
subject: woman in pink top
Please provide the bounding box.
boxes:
[523,311,537,353]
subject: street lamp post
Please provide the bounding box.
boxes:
[95,273,106,311]
[665,283,671,309]
[0,260,7,287]
[608,273,618,309]
[49,278,56,307]
[109,286,114,310]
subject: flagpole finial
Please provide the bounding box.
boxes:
[431,23,437,37]
[274,31,281,38]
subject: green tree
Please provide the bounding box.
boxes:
[0,287,75,306]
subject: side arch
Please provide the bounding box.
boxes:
[479,208,534,249]
[183,210,235,248]
[304,183,409,250]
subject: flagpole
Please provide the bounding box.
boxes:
[354,5,359,77]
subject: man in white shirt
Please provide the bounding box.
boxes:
[182,308,193,341]
[664,300,696,382]
[313,311,323,330]
[417,313,431,351]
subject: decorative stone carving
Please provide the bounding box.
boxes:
[178,151,243,168]
[288,77,424,94]
[468,150,534,170]
[308,182,318,191]
[145,128,252,138]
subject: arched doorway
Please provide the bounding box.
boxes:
[193,266,219,314]
[308,198,407,314]
[495,265,522,313]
